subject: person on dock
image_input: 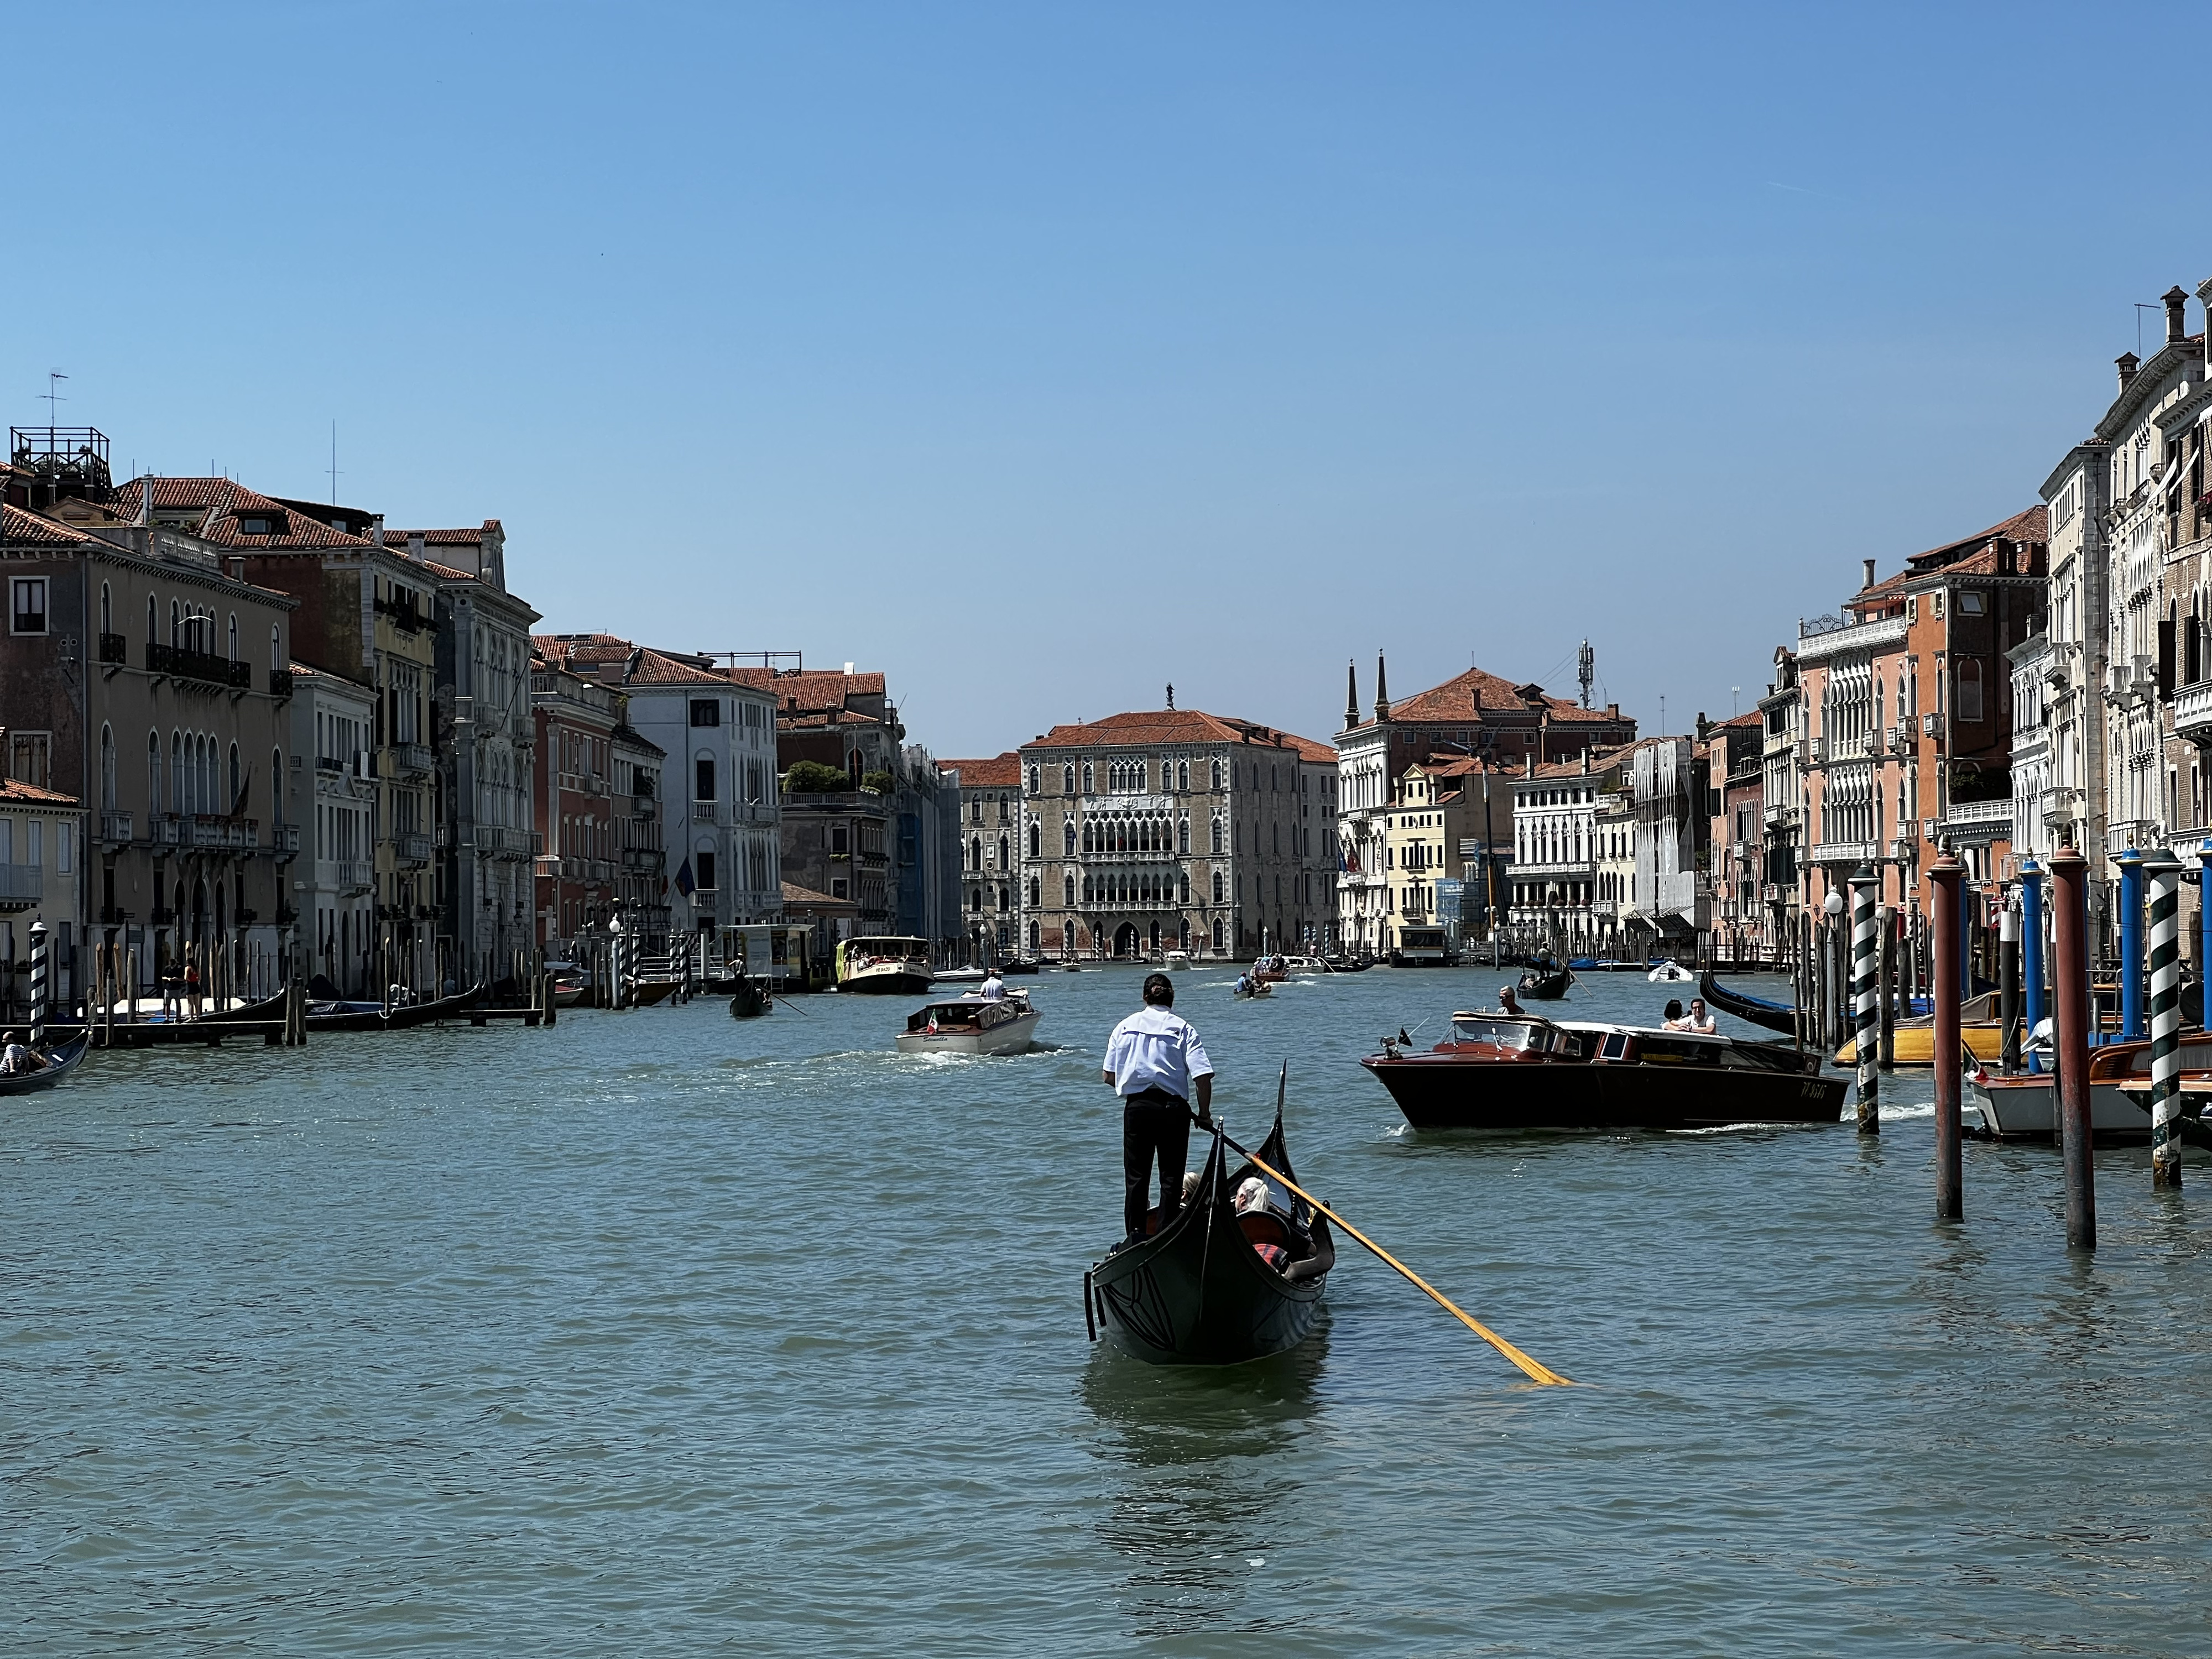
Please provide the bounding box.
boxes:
[979,967,1006,1001]
[183,959,203,1020]
[1103,972,1215,1243]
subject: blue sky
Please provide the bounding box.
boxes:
[7,3,2199,756]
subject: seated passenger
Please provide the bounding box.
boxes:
[1660,998,1690,1030]
[1682,997,1717,1035]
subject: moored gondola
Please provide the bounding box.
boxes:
[306,983,484,1032]
[1698,969,1798,1036]
[1087,1109,1334,1365]
[0,1030,90,1095]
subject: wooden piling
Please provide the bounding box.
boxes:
[1928,849,1964,1222]
[1851,863,1879,1135]
[2147,851,2183,1188]
[2051,844,2095,1249]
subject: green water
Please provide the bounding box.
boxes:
[6,966,2209,1655]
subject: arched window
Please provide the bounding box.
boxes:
[1212,917,1225,952]
[1213,870,1226,904]
[1179,872,1191,904]
[1082,761,1094,793]
[99,582,111,637]
[1178,819,1190,854]
[998,886,1009,914]
[1211,819,1225,855]
[170,731,182,813]
[270,624,281,671]
[1210,759,1222,791]
[998,833,1009,870]
[1957,658,1984,722]
[1063,820,1075,856]
[1028,876,1040,907]
[1062,763,1074,794]
[970,834,982,870]
[1064,873,1075,906]
[1081,822,1093,855]
[147,595,157,645]
[169,599,180,648]
[1026,764,1038,796]
[272,749,284,825]
[148,732,161,814]
[1028,821,1040,858]
[1178,760,1189,792]
[1082,874,1093,904]
[100,724,116,810]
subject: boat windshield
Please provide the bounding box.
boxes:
[1448,1015,1554,1050]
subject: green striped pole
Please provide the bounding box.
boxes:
[28,920,48,1051]
[1851,862,1879,1134]
[2148,851,2183,1188]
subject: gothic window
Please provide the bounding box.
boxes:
[1178,819,1190,854]
[1063,763,1075,794]
[1213,870,1225,904]
[1063,820,1075,855]
[1178,760,1189,792]
[1029,821,1040,858]
[1083,761,1094,792]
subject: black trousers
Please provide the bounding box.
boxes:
[1123,1091,1191,1238]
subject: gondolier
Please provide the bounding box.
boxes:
[1103,972,1215,1241]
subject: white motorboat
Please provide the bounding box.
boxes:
[1647,959,1694,983]
[1968,1034,2212,1145]
[895,991,1042,1056]
[1164,951,1192,972]
[935,967,989,984]
[1284,955,1324,973]
[836,936,935,994]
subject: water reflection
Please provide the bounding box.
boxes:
[1080,1321,1329,1639]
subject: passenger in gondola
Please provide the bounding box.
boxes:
[0,1031,43,1074]
[1103,972,1215,1243]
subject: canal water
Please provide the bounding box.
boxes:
[7,966,2212,1654]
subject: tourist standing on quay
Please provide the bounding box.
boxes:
[1102,972,1215,1241]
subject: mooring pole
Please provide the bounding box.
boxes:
[2200,842,2212,1024]
[2052,844,2095,1248]
[1851,863,1879,1134]
[2119,848,2145,1041]
[1929,849,1964,1221]
[1999,891,2021,1074]
[2021,859,2045,1074]
[2148,849,2184,1188]
[1958,867,1974,1002]
[1877,902,1896,1072]
[28,920,48,1051]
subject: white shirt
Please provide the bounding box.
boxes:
[1,1042,30,1074]
[979,974,1006,1000]
[1105,1005,1214,1100]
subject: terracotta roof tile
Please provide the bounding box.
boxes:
[726,667,889,708]
[942,753,1022,787]
[1021,708,1333,758]
[0,503,88,545]
[0,778,76,805]
[781,879,854,910]
[384,523,500,546]
[108,477,377,550]
[1369,665,1632,728]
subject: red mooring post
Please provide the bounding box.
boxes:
[2050,844,2096,1249]
[1928,848,1964,1221]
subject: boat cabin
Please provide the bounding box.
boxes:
[1392,926,1448,967]
[1424,1014,1815,1074]
[904,994,1029,1034]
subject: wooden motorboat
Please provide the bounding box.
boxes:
[835,936,934,995]
[1231,977,1272,1000]
[1647,959,1694,983]
[1833,996,2010,1066]
[1969,1035,2212,1144]
[1361,1010,1846,1131]
[550,976,587,1009]
[895,991,1040,1055]
[1251,955,1291,984]
[935,967,989,984]
[0,1031,90,1094]
[1088,1110,1333,1365]
[1519,962,1572,1001]
[1699,970,1797,1036]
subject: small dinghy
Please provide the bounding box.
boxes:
[1087,1105,1333,1365]
[895,991,1040,1056]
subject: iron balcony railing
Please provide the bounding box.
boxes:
[147,642,254,689]
[97,632,126,665]
[269,823,300,857]
[269,669,294,698]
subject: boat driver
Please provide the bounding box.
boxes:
[979,967,1006,1001]
[1103,972,1216,1243]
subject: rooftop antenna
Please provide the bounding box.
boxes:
[41,370,66,425]
[1660,694,1667,737]
[1576,640,1594,709]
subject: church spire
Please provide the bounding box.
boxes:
[1374,651,1390,723]
[1344,659,1359,731]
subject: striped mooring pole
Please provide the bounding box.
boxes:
[2147,849,2184,1188]
[1851,862,1879,1134]
[28,919,48,1051]
[2119,848,2146,1041]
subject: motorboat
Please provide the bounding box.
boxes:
[835,936,934,995]
[1361,1010,1846,1131]
[1969,1034,2212,1144]
[1231,976,1272,1000]
[1647,960,1694,983]
[1284,955,1325,973]
[1834,993,2007,1067]
[1251,954,1291,984]
[895,990,1041,1056]
[935,967,989,984]
[1088,1109,1332,1365]
[1164,951,1192,972]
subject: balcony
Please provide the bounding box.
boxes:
[332,859,374,893]
[398,832,433,866]
[374,595,427,633]
[692,800,727,825]
[2173,681,2212,747]
[0,863,40,911]
[1795,613,1909,664]
[389,742,434,777]
[150,813,184,848]
[632,792,658,817]
[270,823,300,858]
[1809,839,1879,866]
[1941,799,2012,844]
[147,643,253,690]
[98,809,133,845]
[622,847,659,872]
[269,669,294,698]
[97,632,126,665]
[477,824,540,860]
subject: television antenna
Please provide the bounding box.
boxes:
[329,420,341,505]
[41,370,66,425]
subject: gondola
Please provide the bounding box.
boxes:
[0,1030,90,1095]
[306,983,484,1032]
[1698,969,1798,1036]
[728,979,773,1019]
[1087,1109,1334,1365]
[1519,963,1572,1000]
[182,990,291,1025]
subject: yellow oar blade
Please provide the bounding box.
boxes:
[1240,1147,1575,1387]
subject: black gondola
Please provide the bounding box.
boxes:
[306,983,484,1032]
[1519,964,1572,1000]
[1087,1110,1334,1365]
[0,1031,90,1095]
[728,979,773,1019]
[1698,969,1797,1036]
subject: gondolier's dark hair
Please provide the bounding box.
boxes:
[1142,973,1174,1005]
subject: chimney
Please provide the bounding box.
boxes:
[1580,748,1589,776]
[1373,651,1389,723]
[373,515,385,548]
[1861,557,1877,591]
[408,532,425,561]
[2166,285,2190,346]
[1525,752,1533,778]
[1344,659,1359,731]
[2118,352,2141,391]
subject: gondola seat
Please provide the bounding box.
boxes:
[1236,1210,1293,1253]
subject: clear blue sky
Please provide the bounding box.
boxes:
[8,3,2199,757]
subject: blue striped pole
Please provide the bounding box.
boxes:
[2200,843,2212,1023]
[2148,851,2183,1188]
[2119,848,2145,1041]
[2020,859,2044,1073]
[1851,863,1879,1134]
[28,920,48,1051]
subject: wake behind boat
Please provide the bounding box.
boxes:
[895,990,1041,1055]
[1088,1109,1333,1365]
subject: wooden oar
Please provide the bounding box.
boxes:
[1205,1068,1575,1387]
